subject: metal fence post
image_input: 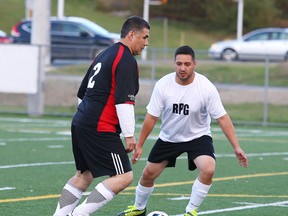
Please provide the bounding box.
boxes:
[263,56,270,126]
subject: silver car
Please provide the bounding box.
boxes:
[208,28,288,61]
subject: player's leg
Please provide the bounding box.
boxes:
[117,161,168,216]
[137,160,169,207]
[53,124,94,216]
[53,170,93,216]
[72,171,133,215]
[71,126,133,215]
[185,155,215,213]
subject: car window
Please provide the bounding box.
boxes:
[80,19,109,36]
[22,22,32,33]
[51,22,89,36]
[245,32,269,41]
[266,31,288,40]
[270,32,280,40]
[278,32,288,40]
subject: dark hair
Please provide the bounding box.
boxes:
[174,45,195,60]
[120,16,150,38]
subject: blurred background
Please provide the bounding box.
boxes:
[0,0,288,126]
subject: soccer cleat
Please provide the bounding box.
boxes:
[184,209,197,216]
[117,205,146,216]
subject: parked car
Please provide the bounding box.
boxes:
[208,28,288,61]
[0,29,13,43]
[11,16,120,61]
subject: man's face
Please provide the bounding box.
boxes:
[175,54,196,85]
[130,28,150,55]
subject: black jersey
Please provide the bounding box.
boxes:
[72,42,139,134]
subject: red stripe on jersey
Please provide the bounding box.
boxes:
[125,101,135,105]
[97,45,125,132]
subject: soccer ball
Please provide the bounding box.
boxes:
[147,211,169,216]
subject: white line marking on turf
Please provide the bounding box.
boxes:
[47,145,64,148]
[0,161,73,169]
[0,187,16,191]
[172,200,288,215]
[6,129,51,134]
[0,137,70,142]
[1,152,288,169]
[56,131,71,135]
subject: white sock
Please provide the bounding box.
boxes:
[72,183,115,216]
[135,181,154,210]
[53,183,83,216]
[185,178,212,213]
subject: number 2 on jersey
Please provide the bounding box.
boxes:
[87,63,102,88]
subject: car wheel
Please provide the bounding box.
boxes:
[221,48,237,61]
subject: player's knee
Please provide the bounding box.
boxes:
[142,167,157,180]
[199,167,215,183]
[119,171,134,188]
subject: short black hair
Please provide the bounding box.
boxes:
[174,45,195,61]
[120,16,150,38]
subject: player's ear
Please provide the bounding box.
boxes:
[128,31,135,41]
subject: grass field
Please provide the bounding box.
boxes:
[0,115,288,216]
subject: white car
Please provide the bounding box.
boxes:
[0,29,13,43]
[208,28,288,61]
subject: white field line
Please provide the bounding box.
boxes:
[172,200,288,215]
[0,137,70,142]
[0,161,73,169]
[1,116,288,136]
[1,152,288,169]
[0,187,16,191]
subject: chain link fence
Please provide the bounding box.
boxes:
[0,46,287,126]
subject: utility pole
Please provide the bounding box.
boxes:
[141,0,150,60]
[25,0,33,18]
[234,0,244,40]
[142,0,167,60]
[57,0,65,18]
[28,0,51,116]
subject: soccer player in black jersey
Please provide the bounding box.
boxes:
[53,16,150,216]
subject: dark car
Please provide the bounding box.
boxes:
[11,16,120,61]
[0,29,13,43]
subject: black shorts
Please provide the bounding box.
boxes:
[148,135,215,171]
[71,124,132,178]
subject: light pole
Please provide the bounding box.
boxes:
[141,0,150,60]
[234,0,244,40]
[57,0,65,18]
[142,0,166,60]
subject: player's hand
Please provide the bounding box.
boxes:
[234,147,248,168]
[132,145,143,164]
[124,136,136,153]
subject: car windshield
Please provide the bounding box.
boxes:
[0,30,6,36]
[78,19,110,36]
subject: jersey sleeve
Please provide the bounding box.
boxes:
[77,64,94,99]
[146,82,163,118]
[207,84,227,119]
[114,54,139,105]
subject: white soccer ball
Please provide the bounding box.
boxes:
[147,211,169,216]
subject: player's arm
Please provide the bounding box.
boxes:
[77,63,96,102]
[217,114,248,168]
[132,113,158,164]
[116,103,136,153]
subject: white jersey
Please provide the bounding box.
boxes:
[147,72,226,142]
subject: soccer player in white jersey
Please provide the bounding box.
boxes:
[117,45,248,216]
